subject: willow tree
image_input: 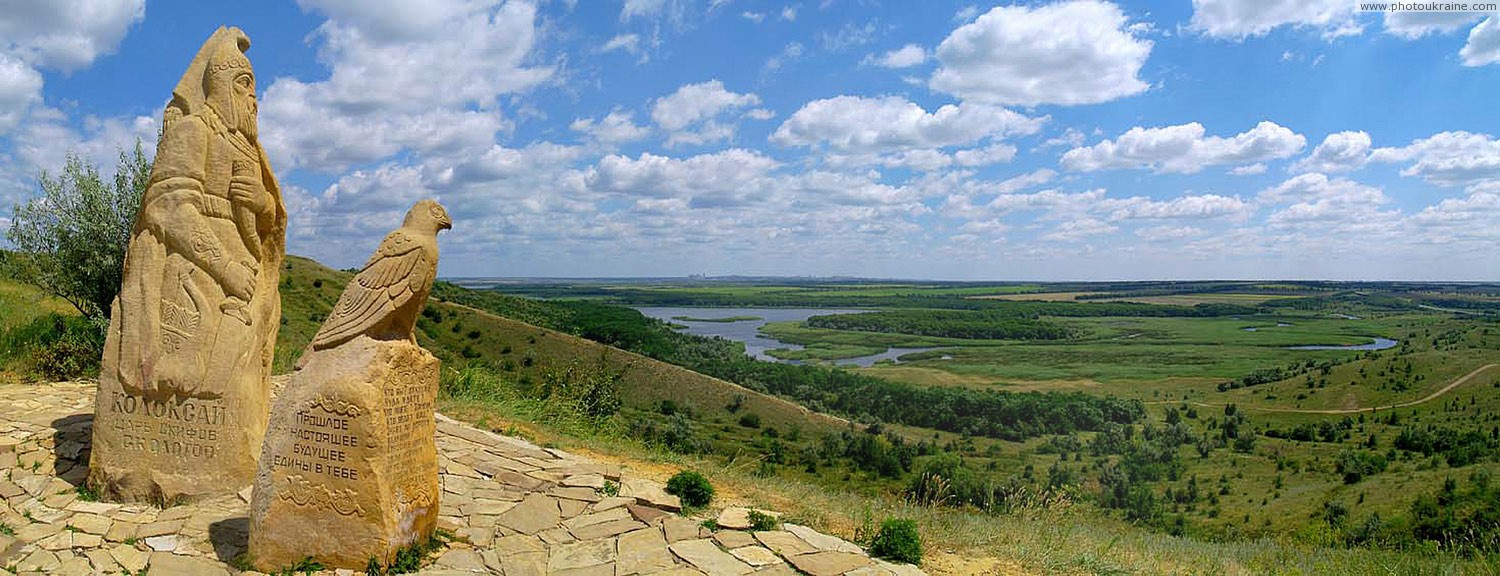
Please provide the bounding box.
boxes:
[5,140,150,319]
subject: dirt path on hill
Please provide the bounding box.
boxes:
[1160,363,1498,415]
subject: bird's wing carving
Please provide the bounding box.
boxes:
[310,229,429,349]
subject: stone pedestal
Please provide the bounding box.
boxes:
[248,336,440,571]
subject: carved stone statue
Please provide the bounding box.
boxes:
[250,200,449,571]
[89,26,286,503]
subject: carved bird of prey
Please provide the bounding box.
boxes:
[308,199,452,352]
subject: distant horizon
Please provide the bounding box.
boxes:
[443,274,1500,284]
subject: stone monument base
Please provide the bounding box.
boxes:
[248,336,440,571]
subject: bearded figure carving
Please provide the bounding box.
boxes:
[90,26,286,503]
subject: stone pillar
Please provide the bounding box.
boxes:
[89,26,286,504]
[248,337,441,571]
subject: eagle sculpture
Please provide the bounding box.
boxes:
[308,199,452,352]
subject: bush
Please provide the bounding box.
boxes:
[748,510,779,531]
[0,313,105,381]
[738,413,761,428]
[665,470,714,508]
[5,142,149,319]
[869,518,921,564]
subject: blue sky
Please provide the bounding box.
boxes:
[2,0,1498,280]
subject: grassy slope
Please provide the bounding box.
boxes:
[276,255,848,435]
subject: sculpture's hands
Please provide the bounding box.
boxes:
[229,161,269,215]
[223,260,258,301]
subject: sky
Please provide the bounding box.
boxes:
[1,0,1498,281]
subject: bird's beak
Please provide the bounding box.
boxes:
[441,220,453,231]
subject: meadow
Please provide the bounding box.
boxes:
[6,262,1500,573]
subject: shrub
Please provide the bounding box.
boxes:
[4,142,149,319]
[748,510,779,531]
[738,413,761,428]
[869,518,921,564]
[1,313,106,381]
[666,470,714,508]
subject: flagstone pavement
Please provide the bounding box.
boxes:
[0,381,924,576]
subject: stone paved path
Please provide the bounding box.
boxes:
[0,382,924,576]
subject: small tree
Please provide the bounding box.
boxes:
[5,141,150,319]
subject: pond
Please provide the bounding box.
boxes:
[633,307,938,366]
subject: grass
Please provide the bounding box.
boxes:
[434,380,1492,575]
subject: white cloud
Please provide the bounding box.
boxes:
[929,0,1152,106]
[651,80,759,130]
[865,44,926,68]
[745,108,775,120]
[1292,131,1372,173]
[261,0,551,172]
[0,54,42,134]
[1258,172,1386,205]
[821,21,878,51]
[0,0,143,72]
[601,33,642,54]
[742,11,765,23]
[1062,121,1306,174]
[1044,217,1118,241]
[570,110,650,144]
[0,0,141,136]
[1189,0,1360,40]
[650,80,759,146]
[781,5,798,21]
[953,143,1018,167]
[1408,190,1500,243]
[771,95,1043,154]
[1137,225,1205,242]
[1101,194,1252,221]
[621,0,669,21]
[1383,10,1485,39]
[586,149,779,200]
[1462,17,1500,66]
[763,41,804,73]
[1230,163,1267,175]
[1371,131,1500,186]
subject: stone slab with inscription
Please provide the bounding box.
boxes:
[247,336,440,570]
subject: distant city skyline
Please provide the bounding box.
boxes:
[1,0,1497,280]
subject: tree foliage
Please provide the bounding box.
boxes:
[5,142,150,318]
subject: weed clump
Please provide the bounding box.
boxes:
[869,518,921,565]
[666,470,714,508]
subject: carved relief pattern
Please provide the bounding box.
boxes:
[279,474,365,517]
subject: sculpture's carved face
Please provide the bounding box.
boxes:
[232,71,258,139]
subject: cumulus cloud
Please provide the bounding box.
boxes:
[0,0,143,72]
[1137,225,1205,242]
[1371,131,1500,186]
[771,95,1043,154]
[586,149,779,200]
[865,44,926,68]
[1462,17,1500,66]
[1062,121,1306,174]
[262,0,551,173]
[570,110,650,144]
[650,80,759,146]
[1189,0,1359,40]
[0,0,142,136]
[929,0,1152,106]
[1292,131,1372,173]
[1383,10,1485,39]
[1044,217,1118,241]
[1230,163,1267,175]
[1100,194,1252,221]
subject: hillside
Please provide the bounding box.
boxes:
[277,255,851,436]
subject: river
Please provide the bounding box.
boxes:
[632,307,938,367]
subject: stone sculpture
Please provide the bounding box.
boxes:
[89,26,286,503]
[249,200,450,571]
